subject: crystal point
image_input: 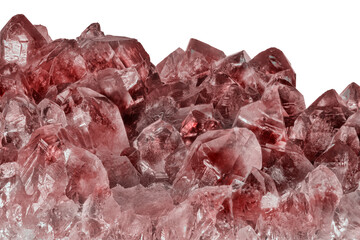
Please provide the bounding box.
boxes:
[0,14,47,66]
[290,89,352,161]
[250,47,296,86]
[133,119,184,185]
[341,82,360,111]
[56,87,129,154]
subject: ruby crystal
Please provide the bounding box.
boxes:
[0,14,359,239]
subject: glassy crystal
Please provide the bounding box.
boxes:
[341,82,360,111]
[1,14,360,239]
[133,119,184,185]
[290,89,352,162]
[55,87,129,155]
[174,128,262,193]
[0,14,47,67]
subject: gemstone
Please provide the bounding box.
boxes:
[0,15,47,67]
[257,165,343,239]
[156,48,185,84]
[265,142,314,193]
[250,47,296,86]
[333,188,360,239]
[341,82,360,111]
[314,143,360,193]
[0,14,359,239]
[232,169,279,227]
[1,92,39,149]
[233,82,287,149]
[290,89,352,162]
[180,106,221,144]
[179,38,225,79]
[55,86,129,155]
[173,127,262,199]
[133,119,184,185]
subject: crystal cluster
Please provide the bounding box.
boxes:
[0,14,359,240]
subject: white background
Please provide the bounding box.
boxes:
[1,0,359,106]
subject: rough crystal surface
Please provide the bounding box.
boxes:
[0,14,359,239]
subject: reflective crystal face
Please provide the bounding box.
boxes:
[0,14,359,239]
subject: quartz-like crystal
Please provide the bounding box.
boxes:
[0,15,47,67]
[0,14,359,239]
[290,89,352,162]
[133,119,184,185]
[341,82,360,112]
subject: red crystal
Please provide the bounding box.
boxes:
[290,89,352,162]
[0,14,47,67]
[0,14,359,239]
[341,82,360,112]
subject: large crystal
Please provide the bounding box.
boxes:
[314,143,360,193]
[258,165,343,239]
[55,87,129,155]
[290,89,352,162]
[173,127,262,198]
[0,15,47,67]
[232,169,279,227]
[1,92,39,149]
[133,119,184,185]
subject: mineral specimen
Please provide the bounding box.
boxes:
[0,14,359,239]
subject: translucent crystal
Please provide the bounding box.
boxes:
[1,14,359,239]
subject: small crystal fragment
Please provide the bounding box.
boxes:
[34,25,52,43]
[177,38,225,81]
[155,186,231,239]
[215,50,251,75]
[266,143,314,193]
[77,23,104,41]
[37,98,67,127]
[112,183,174,217]
[333,188,360,239]
[180,108,221,144]
[99,154,140,188]
[1,92,39,149]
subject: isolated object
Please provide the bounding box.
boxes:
[0,14,359,239]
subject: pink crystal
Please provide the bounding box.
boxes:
[1,14,360,239]
[290,89,352,161]
[0,14,47,67]
[156,47,185,84]
[341,82,360,111]
[314,143,360,193]
[233,83,287,149]
[333,188,360,239]
[173,127,262,195]
[55,86,129,155]
[232,169,279,227]
[133,119,184,185]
